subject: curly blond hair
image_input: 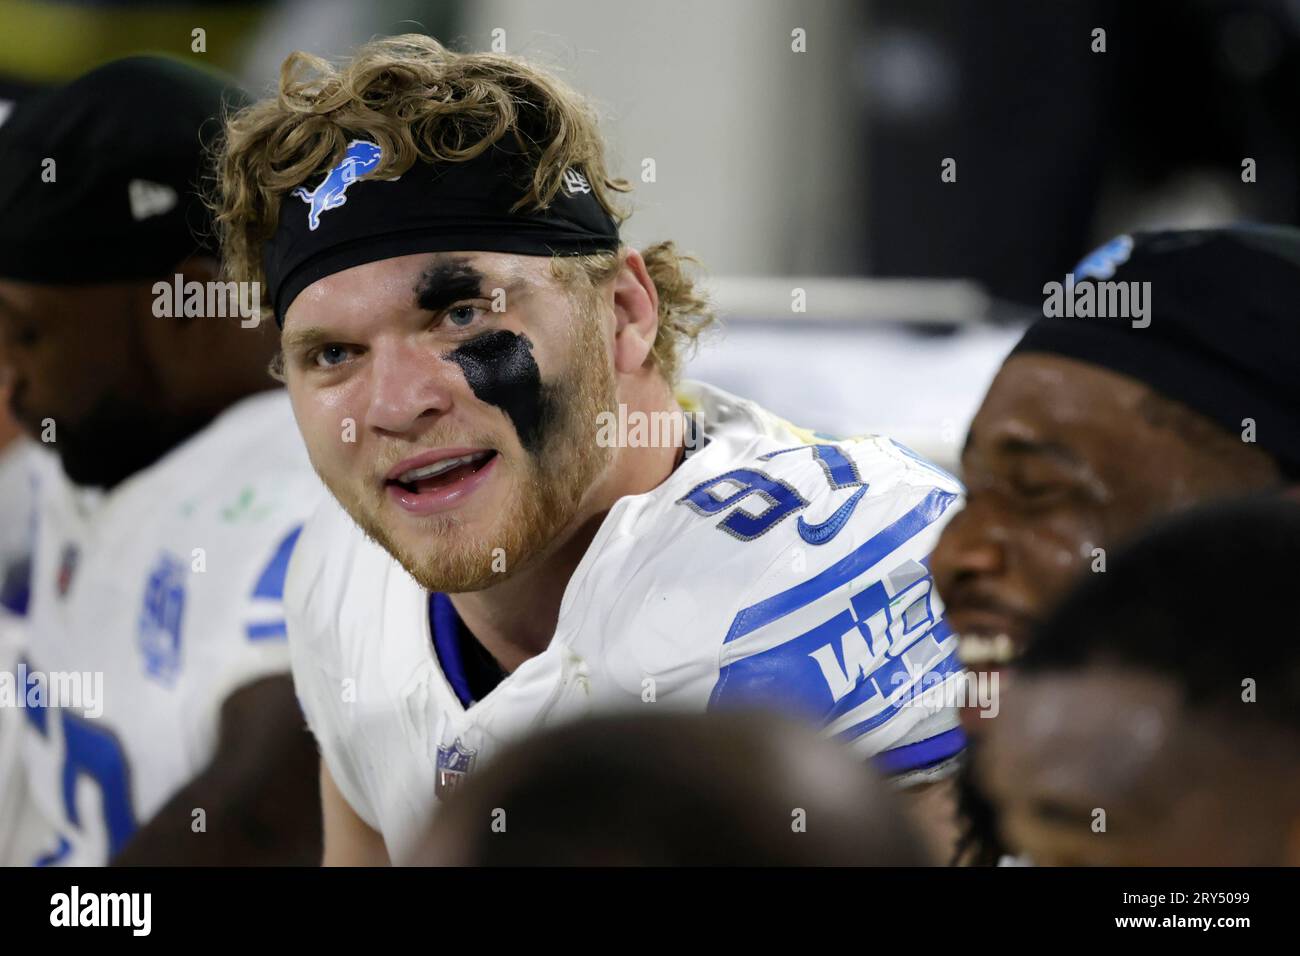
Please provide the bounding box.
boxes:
[213,34,714,382]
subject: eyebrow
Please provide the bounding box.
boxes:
[993,434,1084,468]
[413,258,489,314]
[960,426,1078,465]
[279,325,334,356]
[1028,797,1093,827]
[281,258,528,356]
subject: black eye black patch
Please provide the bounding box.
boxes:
[444,330,556,454]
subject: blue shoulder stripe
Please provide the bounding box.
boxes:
[723,487,957,645]
[251,525,304,601]
[245,525,303,642]
[246,621,288,641]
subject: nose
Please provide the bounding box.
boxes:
[364,337,457,436]
[932,498,1008,595]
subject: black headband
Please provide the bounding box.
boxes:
[1010,226,1300,479]
[264,139,621,325]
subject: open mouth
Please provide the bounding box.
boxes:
[388,450,498,495]
[958,633,1019,668]
[383,448,500,516]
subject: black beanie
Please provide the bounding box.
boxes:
[0,55,247,284]
[1011,225,1300,479]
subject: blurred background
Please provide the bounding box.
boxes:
[2,0,1298,469]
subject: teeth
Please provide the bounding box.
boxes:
[398,452,489,484]
[958,633,1017,666]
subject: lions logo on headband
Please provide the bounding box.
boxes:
[1074,234,1134,281]
[293,139,392,231]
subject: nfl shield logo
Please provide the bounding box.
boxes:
[435,737,478,798]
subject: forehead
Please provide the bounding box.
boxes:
[282,250,557,332]
[967,353,1154,457]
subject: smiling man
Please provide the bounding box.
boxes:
[216,35,969,863]
[977,497,1300,866]
[932,226,1300,671]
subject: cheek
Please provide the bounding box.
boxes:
[1013,509,1103,600]
[291,385,362,473]
[443,330,555,454]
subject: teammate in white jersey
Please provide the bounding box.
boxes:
[216,35,967,864]
[0,57,323,864]
[0,369,42,864]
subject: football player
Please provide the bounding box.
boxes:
[216,35,967,864]
[977,497,1300,866]
[0,351,40,865]
[0,57,323,864]
[933,227,1300,672]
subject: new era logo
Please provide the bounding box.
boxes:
[561,168,591,196]
[128,179,177,221]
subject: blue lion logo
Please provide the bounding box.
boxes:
[1074,234,1134,281]
[293,139,386,231]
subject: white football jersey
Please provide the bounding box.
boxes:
[0,438,47,864]
[287,381,967,861]
[18,390,323,866]
[0,435,43,614]
[0,608,30,865]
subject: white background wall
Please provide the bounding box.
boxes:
[463,0,869,278]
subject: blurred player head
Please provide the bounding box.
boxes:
[0,57,275,489]
[933,226,1300,664]
[215,36,714,593]
[976,497,1300,866]
[408,710,930,866]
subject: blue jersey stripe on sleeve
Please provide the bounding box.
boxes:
[723,487,958,646]
[251,525,304,601]
[872,726,967,775]
[245,620,288,641]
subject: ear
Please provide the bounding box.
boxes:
[610,247,660,376]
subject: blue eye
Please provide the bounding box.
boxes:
[447,305,481,328]
[314,344,351,368]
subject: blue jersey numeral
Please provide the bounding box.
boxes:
[678,445,868,543]
[22,659,138,862]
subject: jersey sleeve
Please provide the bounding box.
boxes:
[283,502,381,831]
[177,520,304,763]
[704,440,967,785]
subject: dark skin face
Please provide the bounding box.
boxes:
[0,261,277,488]
[0,356,21,453]
[932,354,1280,659]
[978,667,1300,866]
